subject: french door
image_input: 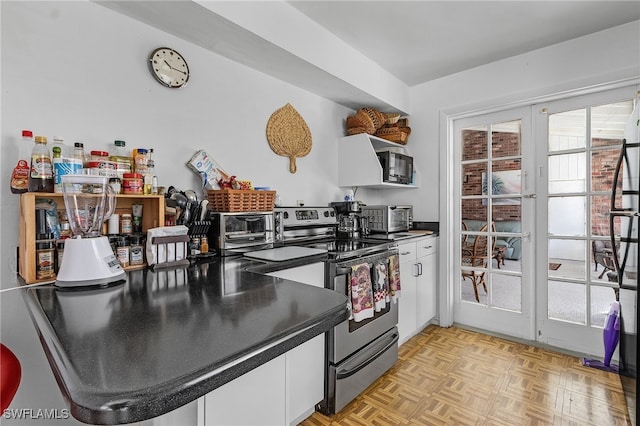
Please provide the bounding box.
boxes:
[454,107,535,339]
[534,86,637,356]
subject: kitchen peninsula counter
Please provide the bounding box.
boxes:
[20,256,348,425]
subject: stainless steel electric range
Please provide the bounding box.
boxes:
[274,206,400,414]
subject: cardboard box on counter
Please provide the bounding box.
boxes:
[186,150,230,191]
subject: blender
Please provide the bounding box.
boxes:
[55,174,126,287]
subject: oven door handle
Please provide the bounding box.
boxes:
[335,266,353,276]
[336,331,399,380]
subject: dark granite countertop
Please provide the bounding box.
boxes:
[21,256,348,424]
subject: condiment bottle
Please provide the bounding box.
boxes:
[11,130,33,194]
[116,236,130,267]
[121,213,133,234]
[129,234,144,266]
[200,236,209,254]
[28,136,54,193]
[144,159,154,195]
[36,241,55,280]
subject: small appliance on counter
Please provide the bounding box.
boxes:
[209,211,275,256]
[330,201,369,239]
[55,174,126,288]
[360,205,413,234]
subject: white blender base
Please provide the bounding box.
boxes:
[56,236,126,288]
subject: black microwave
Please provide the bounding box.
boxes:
[376,151,414,184]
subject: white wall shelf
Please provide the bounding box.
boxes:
[337,133,419,189]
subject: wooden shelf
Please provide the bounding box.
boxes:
[337,134,419,188]
[18,192,165,284]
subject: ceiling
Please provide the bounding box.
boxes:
[288,1,640,87]
[96,1,639,113]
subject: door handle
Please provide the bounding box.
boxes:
[417,262,423,276]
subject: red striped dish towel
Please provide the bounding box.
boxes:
[350,263,374,322]
[388,254,401,303]
[373,260,389,311]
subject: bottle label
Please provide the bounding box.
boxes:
[11,159,30,193]
[53,158,82,193]
[31,155,52,179]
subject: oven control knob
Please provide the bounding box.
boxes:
[323,211,329,217]
[283,212,289,219]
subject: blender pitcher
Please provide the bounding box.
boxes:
[63,174,117,237]
[56,174,126,287]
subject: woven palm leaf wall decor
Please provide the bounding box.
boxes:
[266,103,312,173]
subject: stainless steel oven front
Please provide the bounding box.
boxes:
[318,249,399,415]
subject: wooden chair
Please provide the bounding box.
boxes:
[461,223,496,302]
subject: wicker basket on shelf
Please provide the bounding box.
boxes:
[207,189,276,212]
[375,126,409,144]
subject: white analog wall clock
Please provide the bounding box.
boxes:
[148,47,190,88]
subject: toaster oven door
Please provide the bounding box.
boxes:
[213,213,274,253]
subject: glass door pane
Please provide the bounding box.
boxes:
[459,116,526,316]
[538,90,636,356]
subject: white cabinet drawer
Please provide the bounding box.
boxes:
[417,238,437,258]
[397,242,417,261]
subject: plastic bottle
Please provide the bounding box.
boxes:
[144,158,154,195]
[28,136,54,193]
[51,136,67,158]
[110,140,133,178]
[10,130,34,193]
[73,142,86,168]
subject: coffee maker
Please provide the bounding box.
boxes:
[330,201,369,239]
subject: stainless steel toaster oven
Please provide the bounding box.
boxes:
[359,205,413,233]
[209,212,274,255]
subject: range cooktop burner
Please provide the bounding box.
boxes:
[295,238,396,261]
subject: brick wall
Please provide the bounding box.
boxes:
[461,131,623,235]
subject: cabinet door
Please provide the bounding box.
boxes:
[398,259,417,344]
[204,355,286,426]
[286,334,324,425]
[266,262,324,288]
[416,252,437,327]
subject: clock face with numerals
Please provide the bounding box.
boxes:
[148,47,189,88]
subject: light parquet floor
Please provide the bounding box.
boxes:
[300,325,631,426]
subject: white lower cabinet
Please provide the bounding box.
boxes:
[398,252,418,344]
[201,262,326,426]
[268,262,325,425]
[203,355,286,426]
[397,237,438,345]
[286,334,324,425]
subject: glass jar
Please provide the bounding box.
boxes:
[121,213,133,234]
[200,236,209,254]
[109,140,133,178]
[36,241,55,280]
[116,236,130,268]
[129,234,144,266]
[134,148,148,176]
